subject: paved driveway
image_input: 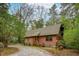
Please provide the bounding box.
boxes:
[9,45,52,56]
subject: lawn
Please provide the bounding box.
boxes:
[0,47,19,56]
[41,47,79,56]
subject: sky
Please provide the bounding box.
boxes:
[1,0,79,3]
[9,3,54,13]
[9,3,61,21]
[8,3,62,22]
[9,3,54,19]
[9,3,21,14]
[33,3,54,8]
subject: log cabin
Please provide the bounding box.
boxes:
[24,24,64,47]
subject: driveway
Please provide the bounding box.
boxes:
[9,45,52,56]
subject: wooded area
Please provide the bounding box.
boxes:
[0,3,79,50]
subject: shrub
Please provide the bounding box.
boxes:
[64,28,79,49]
[57,39,66,49]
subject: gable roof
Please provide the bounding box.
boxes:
[25,24,61,37]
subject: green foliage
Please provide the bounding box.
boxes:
[59,12,79,49]
[74,3,79,10]
[30,18,44,30]
[0,3,8,14]
[9,37,18,44]
[0,14,26,43]
[64,29,79,49]
[0,3,26,45]
[57,39,66,48]
[0,4,10,46]
[0,3,79,50]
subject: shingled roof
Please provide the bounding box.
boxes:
[25,24,61,37]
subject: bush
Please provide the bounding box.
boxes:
[64,28,79,49]
[9,37,18,44]
[57,39,66,49]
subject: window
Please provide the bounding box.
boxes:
[46,35,52,41]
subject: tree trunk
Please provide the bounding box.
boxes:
[3,39,8,48]
[1,36,8,48]
[18,36,21,43]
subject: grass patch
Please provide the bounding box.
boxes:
[41,47,79,56]
[0,47,19,56]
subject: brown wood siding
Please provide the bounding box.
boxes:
[25,35,60,47]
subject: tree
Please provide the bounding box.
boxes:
[46,17,55,26]
[14,18,26,43]
[46,4,62,26]
[30,18,44,30]
[49,4,58,24]
[60,3,79,49]
[0,3,26,46]
[0,3,10,47]
[0,3,8,14]
[47,3,79,49]
[9,4,32,43]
